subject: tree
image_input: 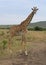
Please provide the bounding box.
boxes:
[34,26,42,31]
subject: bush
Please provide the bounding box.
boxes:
[0,31,4,36]
[2,40,7,49]
[28,27,33,31]
[27,26,46,31]
[34,26,42,31]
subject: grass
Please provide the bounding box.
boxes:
[26,31,46,42]
[0,29,46,58]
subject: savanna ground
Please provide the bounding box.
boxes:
[0,29,46,65]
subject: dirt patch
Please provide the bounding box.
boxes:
[0,42,46,65]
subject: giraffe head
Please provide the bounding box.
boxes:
[31,7,38,14]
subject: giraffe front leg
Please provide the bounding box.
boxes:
[21,31,28,56]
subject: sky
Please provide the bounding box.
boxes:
[0,0,46,25]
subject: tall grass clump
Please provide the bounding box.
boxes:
[2,40,7,49]
[0,31,4,36]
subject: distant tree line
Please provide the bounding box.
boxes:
[0,27,10,29]
[0,26,46,31]
[28,26,46,31]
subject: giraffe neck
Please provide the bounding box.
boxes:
[21,11,35,27]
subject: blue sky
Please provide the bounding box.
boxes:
[0,0,46,25]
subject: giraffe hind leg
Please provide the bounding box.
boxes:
[8,31,15,49]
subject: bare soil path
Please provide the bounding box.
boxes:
[0,42,46,65]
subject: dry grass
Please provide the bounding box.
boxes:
[26,31,46,42]
[0,29,46,58]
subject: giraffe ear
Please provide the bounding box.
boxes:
[31,8,33,10]
[37,9,38,10]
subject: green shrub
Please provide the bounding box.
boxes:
[28,27,34,31]
[2,40,7,49]
[34,26,43,31]
[0,31,4,36]
[28,26,46,31]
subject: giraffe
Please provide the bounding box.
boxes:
[9,7,38,55]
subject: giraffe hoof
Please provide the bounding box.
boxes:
[25,51,28,56]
